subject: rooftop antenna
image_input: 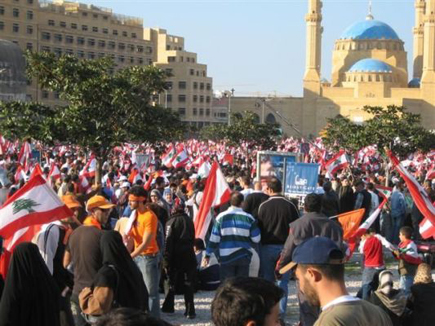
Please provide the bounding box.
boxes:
[366,0,374,20]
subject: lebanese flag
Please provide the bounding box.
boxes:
[172,150,189,169]
[194,161,231,239]
[79,175,91,194]
[14,165,27,183]
[325,150,349,175]
[336,208,365,241]
[30,163,44,179]
[426,164,435,180]
[48,163,61,185]
[18,141,32,172]
[375,185,393,200]
[162,145,176,168]
[0,174,72,240]
[221,154,234,166]
[198,161,211,179]
[419,217,435,240]
[192,155,206,168]
[387,150,435,233]
[347,198,388,257]
[80,157,96,178]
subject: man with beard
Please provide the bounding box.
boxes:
[280,237,392,326]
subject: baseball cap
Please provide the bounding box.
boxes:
[62,195,82,209]
[86,195,115,211]
[279,237,344,274]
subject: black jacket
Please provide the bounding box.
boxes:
[338,186,354,213]
[257,195,300,245]
[278,211,344,270]
[242,191,269,220]
[321,190,339,217]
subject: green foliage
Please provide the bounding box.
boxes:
[322,105,435,157]
[200,111,281,149]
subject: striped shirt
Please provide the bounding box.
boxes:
[206,206,261,264]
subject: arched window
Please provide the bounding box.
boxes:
[234,113,243,120]
[266,113,276,124]
[252,113,260,124]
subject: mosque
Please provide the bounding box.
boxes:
[230,0,435,137]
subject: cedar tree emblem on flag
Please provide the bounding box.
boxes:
[12,198,40,215]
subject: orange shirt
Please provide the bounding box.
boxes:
[83,216,102,230]
[131,209,159,255]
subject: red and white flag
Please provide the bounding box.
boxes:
[325,149,349,176]
[426,164,435,180]
[387,150,435,239]
[18,141,32,173]
[375,185,393,200]
[419,217,435,240]
[0,174,72,239]
[172,150,189,169]
[80,157,96,178]
[162,145,176,168]
[29,163,44,179]
[347,198,388,257]
[194,161,231,239]
[48,163,61,185]
[198,161,211,179]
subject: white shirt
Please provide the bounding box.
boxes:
[322,295,360,311]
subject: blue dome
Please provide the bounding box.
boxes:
[348,59,392,73]
[340,20,400,40]
[408,78,421,88]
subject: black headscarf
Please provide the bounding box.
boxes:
[0,242,60,326]
[98,231,148,311]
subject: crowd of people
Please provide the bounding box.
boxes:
[0,139,433,326]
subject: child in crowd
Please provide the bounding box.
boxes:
[393,226,422,295]
[359,228,395,300]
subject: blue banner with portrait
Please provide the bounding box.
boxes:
[285,163,320,195]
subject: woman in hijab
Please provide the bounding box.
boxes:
[368,270,408,326]
[149,189,169,226]
[0,242,61,326]
[79,231,148,320]
[407,263,435,326]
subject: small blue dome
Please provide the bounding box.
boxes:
[340,20,400,40]
[348,59,392,73]
[408,78,421,88]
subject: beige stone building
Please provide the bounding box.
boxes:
[229,0,435,137]
[0,0,216,125]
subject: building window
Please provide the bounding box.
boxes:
[103,16,108,20]
[92,27,98,33]
[138,58,144,64]
[102,28,108,34]
[13,8,19,18]
[206,83,211,90]
[190,69,194,75]
[165,68,173,75]
[108,41,115,49]
[166,81,173,89]
[113,30,118,35]
[54,48,62,56]
[82,25,88,31]
[118,43,125,50]
[98,53,105,58]
[199,108,204,116]
[0,22,4,30]
[54,92,60,99]
[193,108,197,116]
[98,40,105,48]
[93,14,98,19]
[193,82,198,89]
[88,39,95,46]
[193,95,198,102]
[178,108,186,116]
[129,57,134,64]
[200,83,204,90]
[27,11,33,19]
[0,7,4,15]
[122,31,127,37]
[88,52,95,59]
[41,46,50,52]
[206,108,210,116]
[77,37,85,45]
[178,95,186,102]
[48,19,55,26]
[168,56,176,63]
[65,35,73,43]
[42,90,49,99]
[66,48,74,55]
[82,12,88,17]
[146,47,152,54]
[132,33,136,38]
[118,55,125,63]
[200,96,204,103]
[27,25,33,34]
[137,46,144,53]
[60,21,66,28]
[26,42,33,50]
[206,96,210,103]
[77,50,84,58]
[178,81,186,89]
[54,34,62,42]
[166,94,172,102]
[12,23,19,33]
[71,23,77,29]
[28,0,34,4]
[128,44,134,51]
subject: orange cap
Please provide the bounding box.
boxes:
[62,195,82,209]
[86,195,115,211]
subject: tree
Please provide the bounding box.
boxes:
[321,105,435,157]
[200,111,281,149]
[0,51,184,183]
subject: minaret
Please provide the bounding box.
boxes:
[303,0,322,93]
[421,0,435,84]
[413,0,426,79]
